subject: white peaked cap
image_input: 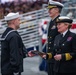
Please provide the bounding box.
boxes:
[48,0,64,8]
[59,16,70,19]
[4,12,20,21]
[56,16,73,23]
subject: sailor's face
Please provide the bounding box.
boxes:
[14,18,20,29]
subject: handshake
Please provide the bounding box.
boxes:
[28,50,46,58]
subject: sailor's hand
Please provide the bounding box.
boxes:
[28,50,36,57]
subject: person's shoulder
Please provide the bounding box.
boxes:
[9,31,18,37]
[6,31,18,40]
[54,15,60,22]
[69,32,76,41]
[70,31,76,37]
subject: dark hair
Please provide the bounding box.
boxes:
[68,24,72,29]
[58,7,62,13]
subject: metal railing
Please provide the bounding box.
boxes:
[0,8,49,52]
[0,4,76,52]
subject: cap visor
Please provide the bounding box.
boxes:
[47,6,57,9]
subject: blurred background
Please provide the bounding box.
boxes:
[0,0,76,75]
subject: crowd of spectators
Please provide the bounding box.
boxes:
[61,1,76,19]
[0,1,48,19]
[0,0,76,20]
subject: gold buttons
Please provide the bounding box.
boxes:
[49,42,51,44]
[48,36,52,38]
[50,37,52,38]
[49,47,50,49]
[62,44,65,46]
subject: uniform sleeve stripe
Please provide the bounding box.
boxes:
[47,53,52,59]
[65,53,72,61]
